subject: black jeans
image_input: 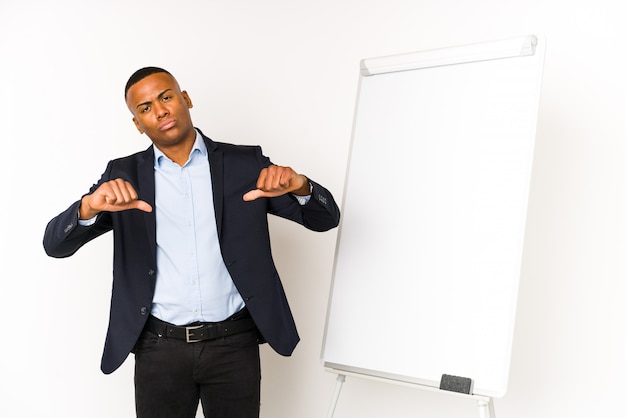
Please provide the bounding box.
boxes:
[133,326,261,418]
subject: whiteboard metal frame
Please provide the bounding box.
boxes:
[360,35,537,75]
[325,370,495,418]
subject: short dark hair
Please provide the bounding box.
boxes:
[125,67,172,100]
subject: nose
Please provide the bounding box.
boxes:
[154,102,169,119]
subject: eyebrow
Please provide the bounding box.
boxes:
[135,89,173,110]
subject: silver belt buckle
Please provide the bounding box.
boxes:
[185,324,204,343]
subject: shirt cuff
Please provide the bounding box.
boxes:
[294,194,311,205]
[77,210,98,226]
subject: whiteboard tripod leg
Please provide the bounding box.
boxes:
[326,374,346,418]
[477,398,496,418]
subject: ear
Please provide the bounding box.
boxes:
[132,117,144,134]
[182,91,193,109]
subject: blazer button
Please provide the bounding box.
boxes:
[140,307,148,315]
[148,269,155,277]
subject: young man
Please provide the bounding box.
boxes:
[43,67,340,418]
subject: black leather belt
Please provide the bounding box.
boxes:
[145,309,257,343]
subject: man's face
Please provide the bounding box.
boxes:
[126,72,195,150]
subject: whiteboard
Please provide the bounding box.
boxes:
[321,35,545,398]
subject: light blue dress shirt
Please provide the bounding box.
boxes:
[151,131,245,325]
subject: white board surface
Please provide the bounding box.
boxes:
[322,35,545,398]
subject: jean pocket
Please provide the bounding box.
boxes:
[131,331,160,354]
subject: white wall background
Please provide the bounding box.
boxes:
[0,0,624,417]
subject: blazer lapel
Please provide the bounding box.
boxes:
[204,134,224,238]
[137,146,157,263]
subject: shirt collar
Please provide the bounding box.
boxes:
[153,129,206,167]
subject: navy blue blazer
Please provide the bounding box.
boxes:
[43,131,340,374]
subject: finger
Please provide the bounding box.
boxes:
[243,188,289,201]
[258,166,294,192]
[105,180,123,205]
[278,167,295,188]
[105,179,136,206]
[243,189,265,201]
[263,165,284,191]
[98,184,118,206]
[112,178,137,204]
[130,200,153,213]
[268,166,285,190]
[102,197,152,213]
[256,168,269,190]
[123,180,139,201]
[97,180,139,209]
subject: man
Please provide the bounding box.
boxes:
[43,67,340,418]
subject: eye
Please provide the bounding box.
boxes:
[141,105,151,113]
[162,95,172,102]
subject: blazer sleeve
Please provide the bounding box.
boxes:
[290,178,340,232]
[43,163,115,258]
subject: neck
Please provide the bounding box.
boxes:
[156,134,197,166]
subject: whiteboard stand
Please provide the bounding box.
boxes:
[325,370,496,418]
[477,398,496,418]
[325,373,346,418]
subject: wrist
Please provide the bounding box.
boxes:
[292,176,312,196]
[79,196,98,220]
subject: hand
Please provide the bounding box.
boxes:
[243,165,310,201]
[79,178,152,219]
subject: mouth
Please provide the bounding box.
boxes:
[159,119,176,131]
